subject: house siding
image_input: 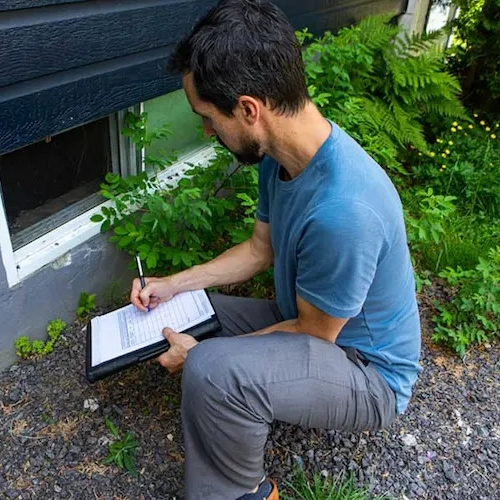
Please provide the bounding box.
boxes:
[0,0,404,156]
[0,0,406,370]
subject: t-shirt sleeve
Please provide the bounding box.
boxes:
[296,201,387,318]
[256,159,270,223]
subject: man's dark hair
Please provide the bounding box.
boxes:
[169,0,310,116]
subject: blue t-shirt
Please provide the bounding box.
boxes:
[256,121,422,414]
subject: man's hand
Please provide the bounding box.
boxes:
[130,276,181,312]
[157,328,199,374]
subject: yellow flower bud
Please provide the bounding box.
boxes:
[486,127,491,132]
[474,113,478,118]
[452,122,458,127]
[448,141,454,145]
[451,127,457,132]
[442,165,447,169]
[480,120,485,126]
[491,134,497,139]
[430,152,436,157]
[445,150,451,155]
[458,126,463,130]
[442,153,447,158]
[469,125,474,129]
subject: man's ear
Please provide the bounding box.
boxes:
[236,95,260,125]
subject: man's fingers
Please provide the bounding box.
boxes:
[157,351,177,373]
[162,327,176,342]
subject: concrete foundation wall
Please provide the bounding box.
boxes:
[0,235,134,371]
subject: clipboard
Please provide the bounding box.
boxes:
[85,290,221,383]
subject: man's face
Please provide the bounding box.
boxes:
[182,73,264,165]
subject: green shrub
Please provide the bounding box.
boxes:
[402,188,456,288]
[298,14,466,176]
[410,115,500,215]
[446,0,500,116]
[92,132,260,276]
[432,246,500,356]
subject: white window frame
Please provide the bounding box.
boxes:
[0,106,216,287]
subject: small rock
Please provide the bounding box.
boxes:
[478,427,489,438]
[442,461,459,483]
[306,449,315,461]
[167,434,174,442]
[54,484,62,493]
[402,434,418,447]
[293,455,304,469]
[83,399,99,412]
[9,390,21,403]
[320,469,329,478]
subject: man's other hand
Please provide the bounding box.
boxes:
[157,328,199,374]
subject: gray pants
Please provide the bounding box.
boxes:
[181,293,396,500]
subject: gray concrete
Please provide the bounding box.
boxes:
[0,234,135,371]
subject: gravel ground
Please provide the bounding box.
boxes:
[0,286,499,500]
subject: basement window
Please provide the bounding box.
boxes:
[0,113,138,251]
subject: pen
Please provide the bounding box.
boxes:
[135,254,150,312]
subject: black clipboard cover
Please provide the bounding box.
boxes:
[85,295,221,383]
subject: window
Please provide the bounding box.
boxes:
[143,88,205,171]
[0,93,215,286]
[0,117,112,250]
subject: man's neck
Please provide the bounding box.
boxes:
[264,103,332,180]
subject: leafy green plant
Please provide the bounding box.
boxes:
[403,188,456,288]
[14,336,33,359]
[410,115,500,215]
[47,318,66,341]
[92,131,259,276]
[121,111,176,172]
[446,0,500,116]
[415,213,500,273]
[282,468,384,500]
[298,14,466,175]
[14,318,67,359]
[104,418,138,477]
[77,292,97,319]
[432,246,500,357]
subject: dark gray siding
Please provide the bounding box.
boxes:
[0,0,404,156]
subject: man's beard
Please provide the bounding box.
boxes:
[217,136,264,165]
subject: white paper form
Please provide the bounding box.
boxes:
[91,290,214,366]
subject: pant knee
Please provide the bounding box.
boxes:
[182,338,231,399]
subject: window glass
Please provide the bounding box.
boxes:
[0,117,112,250]
[143,89,204,167]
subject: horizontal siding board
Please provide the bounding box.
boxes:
[0,50,180,156]
[0,0,406,157]
[0,0,216,87]
[0,0,85,11]
[286,0,404,33]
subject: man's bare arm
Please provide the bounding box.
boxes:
[250,294,349,343]
[170,218,274,292]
